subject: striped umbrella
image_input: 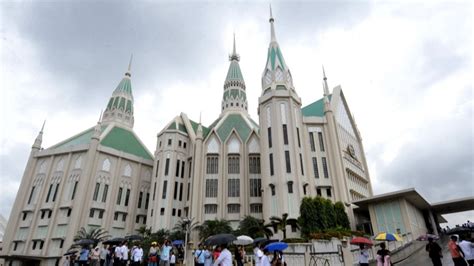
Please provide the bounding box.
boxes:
[374,232,402,241]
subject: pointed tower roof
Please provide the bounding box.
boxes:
[261,6,294,92]
[222,34,248,114]
[102,55,135,128]
[32,120,45,149]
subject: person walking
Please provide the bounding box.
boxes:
[159,239,172,266]
[449,235,468,266]
[148,242,159,266]
[426,237,443,266]
[260,249,271,266]
[235,246,243,266]
[120,241,129,266]
[376,243,391,266]
[78,246,90,266]
[253,244,263,266]
[100,245,109,266]
[91,247,101,266]
[358,244,369,266]
[194,244,205,266]
[170,251,176,266]
[459,237,474,266]
[213,244,232,266]
[203,246,213,266]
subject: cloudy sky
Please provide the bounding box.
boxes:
[0,1,472,226]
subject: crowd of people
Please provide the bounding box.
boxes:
[62,239,180,266]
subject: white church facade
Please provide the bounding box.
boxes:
[1,12,373,265]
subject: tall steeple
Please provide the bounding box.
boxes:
[322,65,330,96]
[102,55,135,128]
[32,121,45,150]
[221,34,248,114]
[261,6,294,93]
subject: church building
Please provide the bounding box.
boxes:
[1,10,373,265]
[148,11,373,236]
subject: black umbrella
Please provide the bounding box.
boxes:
[103,237,126,245]
[260,239,279,248]
[63,250,78,256]
[203,234,236,246]
[447,227,473,235]
[75,239,95,246]
[253,237,267,245]
[125,235,143,241]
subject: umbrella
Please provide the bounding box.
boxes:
[350,237,373,246]
[233,235,254,246]
[264,242,288,252]
[416,234,440,241]
[253,237,267,245]
[63,250,78,256]
[125,235,143,241]
[447,227,473,235]
[75,239,95,246]
[203,234,236,246]
[172,240,184,246]
[103,237,125,245]
[374,232,402,241]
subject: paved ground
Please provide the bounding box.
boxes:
[396,237,453,266]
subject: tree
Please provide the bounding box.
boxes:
[150,229,171,244]
[334,202,350,229]
[299,197,320,237]
[136,226,152,238]
[196,219,233,240]
[73,227,110,247]
[269,213,299,239]
[171,217,199,242]
[237,216,274,239]
[322,198,336,229]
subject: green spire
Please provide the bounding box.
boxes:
[222,35,248,114]
[261,7,294,92]
[102,55,135,128]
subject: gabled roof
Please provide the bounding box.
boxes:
[100,126,153,160]
[302,94,332,117]
[49,125,107,149]
[210,113,259,142]
[48,124,153,161]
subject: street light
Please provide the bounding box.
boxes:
[182,217,194,265]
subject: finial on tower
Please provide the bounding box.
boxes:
[125,54,133,77]
[41,120,46,133]
[322,65,330,96]
[269,4,274,22]
[269,4,276,42]
[229,33,240,61]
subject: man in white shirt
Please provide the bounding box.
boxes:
[213,244,232,266]
[131,244,143,266]
[254,245,263,266]
[120,241,129,266]
[260,249,271,266]
[459,238,474,266]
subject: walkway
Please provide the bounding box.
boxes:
[396,237,453,266]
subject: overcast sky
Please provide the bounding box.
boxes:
[0,1,472,226]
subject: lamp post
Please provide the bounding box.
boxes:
[182,217,193,265]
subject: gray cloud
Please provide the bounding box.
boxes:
[0,1,472,226]
[374,98,473,202]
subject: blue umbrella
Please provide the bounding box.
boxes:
[172,240,184,246]
[264,242,288,252]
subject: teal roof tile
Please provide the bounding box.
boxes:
[216,114,252,141]
[100,127,153,160]
[114,77,132,94]
[49,125,107,149]
[302,95,332,117]
[226,61,244,81]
